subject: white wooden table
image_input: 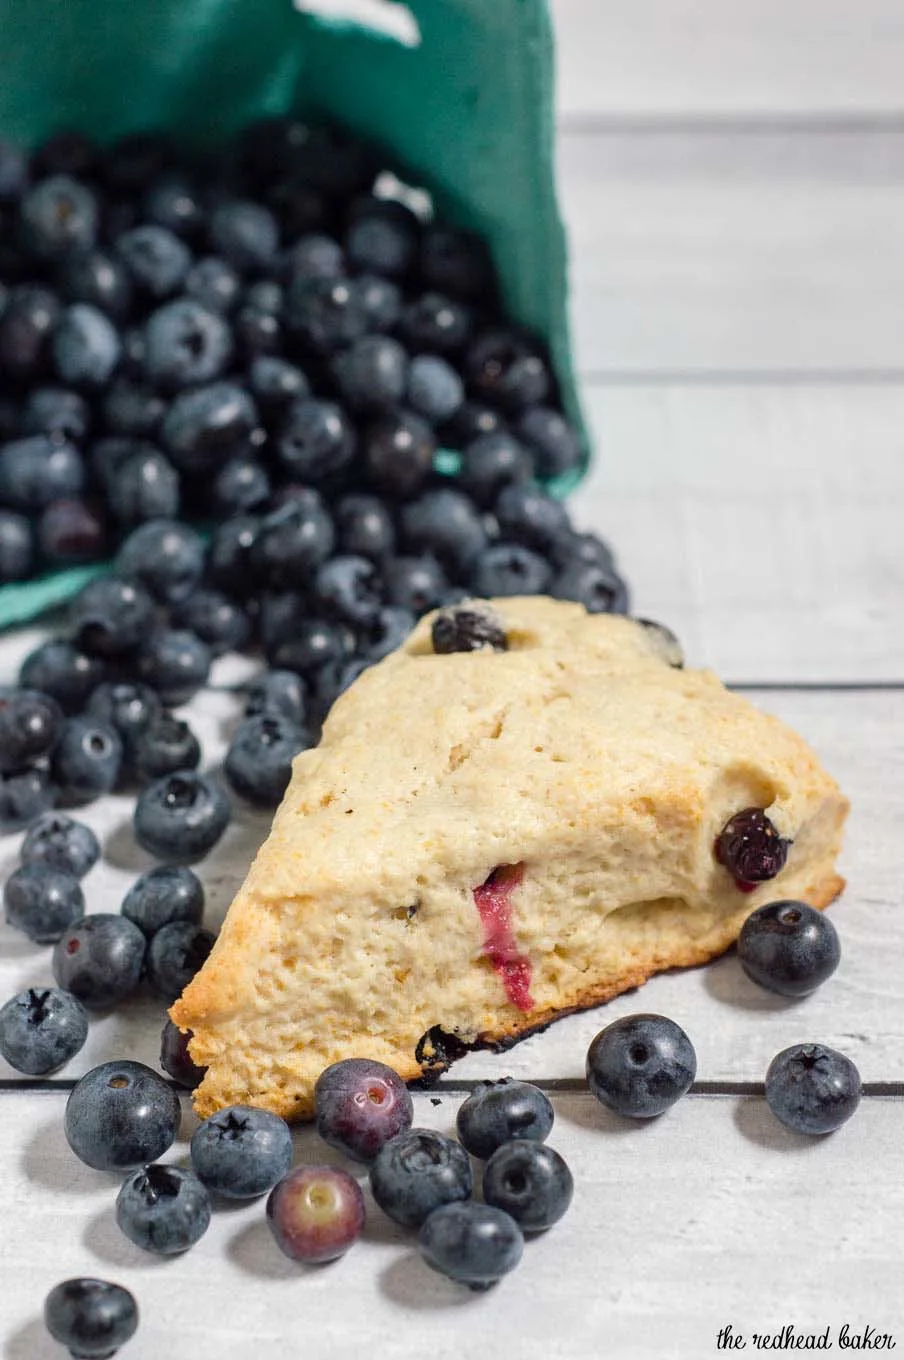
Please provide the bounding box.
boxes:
[2,4,904,1355]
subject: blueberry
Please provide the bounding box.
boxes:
[144,174,205,238]
[64,1059,181,1170]
[86,681,162,749]
[107,446,180,526]
[133,771,231,864]
[146,921,216,1003]
[370,1128,472,1228]
[68,577,155,657]
[335,493,395,563]
[143,298,231,389]
[4,864,85,943]
[466,330,551,413]
[122,865,204,937]
[482,1140,573,1233]
[456,1078,553,1158]
[312,657,369,715]
[209,199,279,272]
[248,355,310,414]
[225,714,309,808]
[22,386,91,441]
[244,670,307,725]
[51,717,122,805]
[32,131,98,179]
[407,354,464,423]
[257,590,310,656]
[267,1165,365,1263]
[160,1019,206,1088]
[0,986,88,1075]
[361,606,416,661]
[244,279,284,313]
[131,713,202,785]
[286,275,369,354]
[382,555,448,613]
[283,232,344,281]
[44,1278,138,1359]
[421,224,494,300]
[0,510,33,580]
[116,519,205,603]
[471,543,551,596]
[233,302,282,360]
[0,767,55,833]
[517,406,584,480]
[191,1105,293,1198]
[586,1013,697,1118]
[275,397,356,482]
[0,434,84,510]
[172,589,251,657]
[52,303,121,388]
[737,900,841,997]
[419,1202,523,1290]
[38,497,107,565]
[495,484,571,552]
[764,1043,861,1135]
[206,514,261,598]
[0,139,27,202]
[102,131,173,190]
[357,273,402,331]
[461,431,533,506]
[333,335,408,412]
[20,175,98,258]
[365,409,435,498]
[0,688,63,772]
[116,1163,211,1255]
[251,496,336,590]
[102,377,166,438]
[314,555,382,627]
[184,255,242,312]
[268,618,352,679]
[116,224,191,298]
[162,381,258,474]
[552,560,629,614]
[135,628,211,707]
[21,813,100,879]
[314,1057,414,1163]
[635,618,685,667]
[0,284,61,380]
[211,454,271,516]
[400,290,472,355]
[716,809,792,890]
[403,492,489,576]
[346,199,419,277]
[19,639,106,715]
[53,914,146,1010]
[432,602,507,654]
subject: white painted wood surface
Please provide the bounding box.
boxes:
[3,3,904,1356]
[2,1090,901,1359]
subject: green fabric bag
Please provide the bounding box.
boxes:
[0,0,586,629]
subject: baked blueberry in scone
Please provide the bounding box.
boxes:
[171,597,848,1121]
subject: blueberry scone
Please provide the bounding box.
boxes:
[171,598,848,1120]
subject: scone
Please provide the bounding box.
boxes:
[171,598,848,1121]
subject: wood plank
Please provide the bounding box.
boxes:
[558,127,904,375]
[552,0,904,121]
[1,1089,900,1358]
[571,382,904,683]
[1,690,901,1085]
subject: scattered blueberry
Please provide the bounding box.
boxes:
[135,628,211,706]
[370,1128,472,1227]
[482,1140,573,1232]
[586,1014,697,1118]
[0,766,55,832]
[159,1019,206,1089]
[419,1202,524,1290]
[44,1278,138,1359]
[432,601,507,654]
[145,920,215,1002]
[52,914,146,1009]
[738,900,841,998]
[0,687,62,771]
[20,812,100,878]
[315,1057,414,1162]
[68,577,155,657]
[0,986,89,1075]
[267,1165,365,1263]
[64,1059,181,1170]
[191,1105,293,1198]
[18,639,106,715]
[4,863,85,943]
[716,809,792,890]
[133,770,231,864]
[86,681,162,749]
[51,716,122,805]
[121,865,204,937]
[456,1078,554,1159]
[764,1043,861,1135]
[116,1163,211,1255]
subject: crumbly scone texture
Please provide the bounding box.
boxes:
[171,598,848,1121]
